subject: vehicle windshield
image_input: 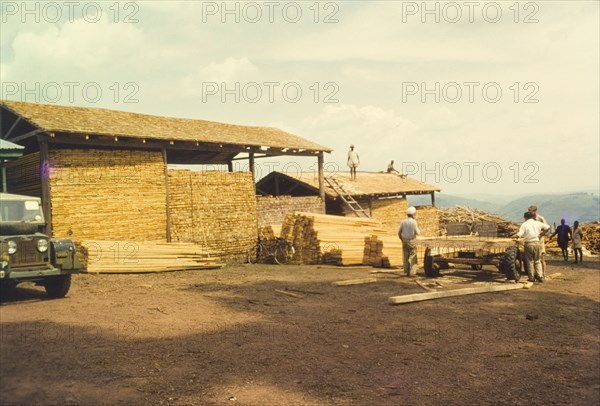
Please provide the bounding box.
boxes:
[0,199,44,223]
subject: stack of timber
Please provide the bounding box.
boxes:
[4,153,42,197]
[280,212,388,265]
[363,235,405,268]
[168,170,257,261]
[363,236,392,267]
[48,149,167,241]
[78,240,223,273]
[438,206,518,237]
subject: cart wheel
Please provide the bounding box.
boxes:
[274,243,295,265]
[471,264,483,270]
[499,246,521,281]
[424,248,440,278]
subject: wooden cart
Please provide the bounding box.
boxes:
[415,236,523,281]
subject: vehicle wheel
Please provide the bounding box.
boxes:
[499,247,521,281]
[471,264,483,270]
[274,245,295,265]
[44,274,71,298]
[424,248,440,277]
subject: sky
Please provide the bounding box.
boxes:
[1,0,599,196]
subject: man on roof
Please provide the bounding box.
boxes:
[347,144,360,181]
[387,160,400,175]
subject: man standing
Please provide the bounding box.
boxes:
[347,144,360,181]
[549,219,572,261]
[517,211,551,282]
[398,206,420,276]
[528,205,548,278]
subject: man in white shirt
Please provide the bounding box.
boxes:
[347,144,360,181]
[517,211,551,282]
[398,206,420,276]
[528,205,548,278]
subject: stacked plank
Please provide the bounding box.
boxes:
[280,212,388,265]
[363,235,405,268]
[168,170,257,261]
[78,240,223,273]
[5,153,42,197]
[363,236,391,267]
[438,206,518,237]
[48,149,167,241]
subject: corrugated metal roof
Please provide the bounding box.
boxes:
[0,139,25,150]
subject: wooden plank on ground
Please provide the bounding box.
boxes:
[389,283,525,305]
[332,277,377,286]
[275,289,303,299]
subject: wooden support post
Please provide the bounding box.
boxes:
[227,161,233,172]
[39,140,52,237]
[274,172,280,195]
[431,192,436,207]
[249,152,255,178]
[162,148,171,242]
[318,152,325,209]
[1,160,6,193]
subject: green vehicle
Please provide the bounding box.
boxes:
[0,193,82,298]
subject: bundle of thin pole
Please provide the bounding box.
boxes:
[438,205,519,237]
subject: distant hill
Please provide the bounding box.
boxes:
[409,193,502,213]
[497,193,600,224]
[411,192,599,225]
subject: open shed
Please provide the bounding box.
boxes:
[256,171,442,236]
[0,100,331,261]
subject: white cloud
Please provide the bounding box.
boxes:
[8,20,146,81]
[179,57,259,98]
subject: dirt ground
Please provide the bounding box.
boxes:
[1,257,599,406]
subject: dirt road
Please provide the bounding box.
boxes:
[1,260,599,405]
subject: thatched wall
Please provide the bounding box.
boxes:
[370,198,408,234]
[415,205,440,237]
[168,170,257,261]
[47,148,167,240]
[257,196,324,227]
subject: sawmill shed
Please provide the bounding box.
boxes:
[0,100,331,262]
[256,171,442,236]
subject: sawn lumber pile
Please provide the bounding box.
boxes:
[363,235,403,268]
[4,153,42,197]
[280,212,388,265]
[78,240,223,273]
[438,206,519,237]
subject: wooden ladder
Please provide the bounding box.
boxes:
[324,176,371,218]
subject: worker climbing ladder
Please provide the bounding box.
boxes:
[324,176,371,218]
